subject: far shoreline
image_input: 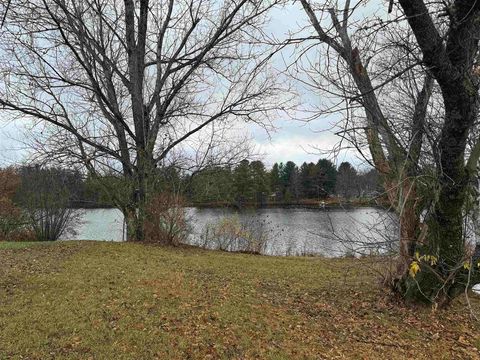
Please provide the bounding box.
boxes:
[71,197,389,211]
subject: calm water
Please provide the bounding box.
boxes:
[64,207,398,257]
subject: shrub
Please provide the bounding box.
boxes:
[16,166,80,241]
[144,193,189,245]
[0,197,31,241]
[0,168,32,241]
[200,214,269,254]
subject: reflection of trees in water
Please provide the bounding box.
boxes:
[308,210,399,257]
[196,213,280,254]
[187,207,397,257]
[70,207,398,255]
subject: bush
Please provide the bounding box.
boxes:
[0,168,33,241]
[16,166,80,241]
[0,198,35,241]
[27,207,79,241]
[144,193,189,245]
[200,214,269,254]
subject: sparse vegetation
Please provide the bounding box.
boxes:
[144,193,189,245]
[0,168,34,242]
[199,214,271,254]
[16,166,80,241]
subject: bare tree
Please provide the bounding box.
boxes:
[294,0,431,280]
[16,166,80,241]
[0,0,290,240]
[395,0,480,304]
[294,0,480,304]
[0,0,11,27]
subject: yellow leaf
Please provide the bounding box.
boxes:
[463,261,471,270]
[409,261,420,278]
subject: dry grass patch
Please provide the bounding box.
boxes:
[0,241,479,359]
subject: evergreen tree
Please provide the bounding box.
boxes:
[269,163,281,195]
[316,159,337,197]
[299,162,318,198]
[250,160,269,205]
[280,161,299,200]
[233,160,254,205]
[335,162,358,199]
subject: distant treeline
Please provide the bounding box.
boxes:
[12,166,112,208]
[7,160,381,208]
[187,159,381,207]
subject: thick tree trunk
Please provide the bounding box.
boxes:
[122,152,154,242]
[300,0,480,305]
[383,176,420,280]
[430,93,475,263]
[134,163,147,242]
[397,181,419,274]
[124,193,146,242]
[397,90,478,304]
[124,207,138,241]
[393,0,480,304]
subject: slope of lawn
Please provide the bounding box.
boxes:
[1,241,479,359]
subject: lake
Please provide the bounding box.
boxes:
[64,207,398,257]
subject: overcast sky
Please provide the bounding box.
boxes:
[0,1,383,169]
[245,2,374,168]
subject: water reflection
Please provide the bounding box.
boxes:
[187,207,398,257]
[65,207,398,257]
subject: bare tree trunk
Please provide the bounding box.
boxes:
[382,175,419,277]
[297,0,480,304]
[430,93,477,264]
[299,0,430,290]
[397,179,419,274]
[396,0,480,304]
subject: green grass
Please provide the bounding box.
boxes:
[0,241,53,250]
[1,241,479,359]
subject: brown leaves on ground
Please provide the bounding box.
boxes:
[0,241,479,359]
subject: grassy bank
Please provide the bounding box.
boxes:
[1,241,479,359]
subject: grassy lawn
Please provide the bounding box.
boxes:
[1,241,480,359]
[0,241,54,250]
